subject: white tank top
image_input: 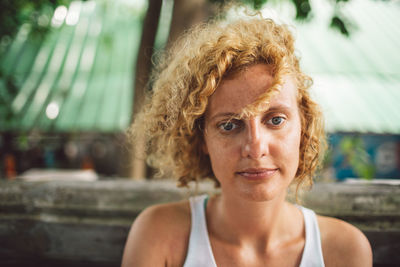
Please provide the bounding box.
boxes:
[183,195,325,267]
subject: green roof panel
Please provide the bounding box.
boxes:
[0,0,399,134]
[1,0,143,133]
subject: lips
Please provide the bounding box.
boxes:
[236,168,278,179]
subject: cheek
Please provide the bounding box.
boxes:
[204,137,237,175]
[278,122,301,165]
[286,124,302,167]
[207,139,229,162]
[290,125,302,152]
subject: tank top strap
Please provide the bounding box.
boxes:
[298,206,325,267]
[183,194,217,267]
[184,199,324,267]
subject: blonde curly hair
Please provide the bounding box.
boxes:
[130,17,326,191]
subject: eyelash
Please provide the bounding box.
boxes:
[217,115,286,133]
[266,116,286,127]
[217,120,241,132]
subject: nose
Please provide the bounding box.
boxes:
[241,119,268,159]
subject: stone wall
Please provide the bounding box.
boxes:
[0,179,399,266]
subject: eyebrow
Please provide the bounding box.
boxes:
[267,104,292,113]
[209,104,294,122]
[209,112,239,122]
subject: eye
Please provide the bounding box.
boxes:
[267,116,286,126]
[218,121,240,132]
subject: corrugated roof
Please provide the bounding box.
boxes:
[294,0,400,134]
[257,0,400,134]
[0,0,143,132]
[311,74,400,134]
[0,0,399,134]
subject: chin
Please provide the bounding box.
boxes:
[238,186,283,202]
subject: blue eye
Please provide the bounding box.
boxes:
[268,116,285,126]
[218,121,239,132]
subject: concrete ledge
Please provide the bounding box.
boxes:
[0,179,399,266]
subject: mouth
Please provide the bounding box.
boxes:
[236,168,278,180]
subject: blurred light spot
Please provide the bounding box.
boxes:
[46,102,60,120]
[66,2,82,26]
[65,141,79,159]
[38,14,50,27]
[52,5,68,28]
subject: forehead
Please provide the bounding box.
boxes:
[206,64,298,118]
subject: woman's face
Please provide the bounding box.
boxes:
[203,64,302,202]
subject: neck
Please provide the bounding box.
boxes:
[208,191,297,248]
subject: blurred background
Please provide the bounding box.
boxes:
[0,1,399,266]
[0,0,399,182]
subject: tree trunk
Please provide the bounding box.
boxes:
[131,0,163,179]
[167,0,212,47]
[130,0,213,180]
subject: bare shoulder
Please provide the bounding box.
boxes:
[121,200,191,267]
[317,215,373,267]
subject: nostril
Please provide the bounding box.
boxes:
[242,139,265,159]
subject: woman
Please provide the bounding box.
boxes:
[122,17,372,267]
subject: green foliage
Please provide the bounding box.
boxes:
[241,0,268,10]
[0,0,70,128]
[210,0,353,35]
[0,0,69,44]
[292,0,312,20]
[330,15,349,36]
[340,136,375,179]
